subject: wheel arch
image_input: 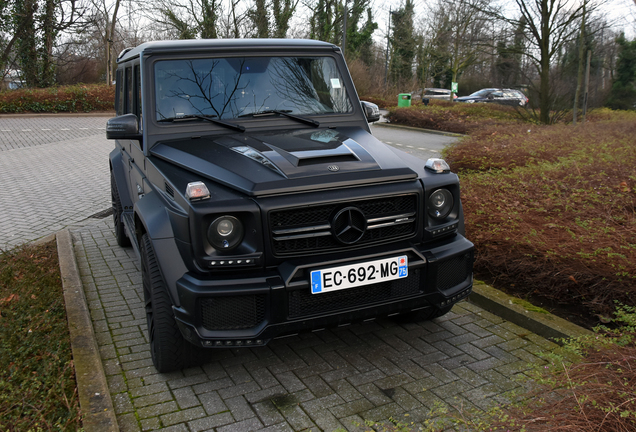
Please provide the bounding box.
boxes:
[134,191,189,307]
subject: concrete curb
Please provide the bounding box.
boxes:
[56,229,118,432]
[372,121,466,138]
[469,283,593,342]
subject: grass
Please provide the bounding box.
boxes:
[0,84,115,113]
[0,241,81,431]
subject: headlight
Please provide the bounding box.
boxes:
[428,189,454,219]
[208,216,244,250]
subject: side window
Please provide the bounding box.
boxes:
[126,67,133,114]
[116,69,124,116]
[135,65,142,118]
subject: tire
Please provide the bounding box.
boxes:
[140,234,209,373]
[393,305,453,324]
[111,171,131,247]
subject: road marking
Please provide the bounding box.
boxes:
[406,145,414,148]
[1,130,10,132]
[61,128,70,131]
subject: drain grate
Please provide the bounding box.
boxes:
[89,208,114,219]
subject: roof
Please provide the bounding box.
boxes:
[117,39,340,63]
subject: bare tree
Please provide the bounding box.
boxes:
[425,0,491,99]
[486,0,605,124]
[150,0,222,39]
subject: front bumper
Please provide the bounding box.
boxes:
[173,235,474,348]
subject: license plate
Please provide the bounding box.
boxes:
[310,256,408,294]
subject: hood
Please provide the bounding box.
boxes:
[150,127,418,197]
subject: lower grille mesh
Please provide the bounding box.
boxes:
[199,295,266,331]
[436,252,473,291]
[288,269,422,318]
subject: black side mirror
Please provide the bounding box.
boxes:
[360,101,380,123]
[106,114,142,140]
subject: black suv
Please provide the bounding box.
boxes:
[106,39,474,372]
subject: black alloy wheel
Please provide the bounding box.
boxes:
[140,234,208,373]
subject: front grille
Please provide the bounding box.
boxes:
[436,252,473,291]
[270,194,418,256]
[288,269,422,318]
[199,295,266,331]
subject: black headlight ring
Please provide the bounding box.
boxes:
[207,215,244,251]
[428,188,454,220]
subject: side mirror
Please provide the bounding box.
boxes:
[487,94,494,100]
[106,114,142,140]
[360,101,380,123]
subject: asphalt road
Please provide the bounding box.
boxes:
[370,123,461,160]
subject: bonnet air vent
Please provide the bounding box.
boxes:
[165,182,175,199]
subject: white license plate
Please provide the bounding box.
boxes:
[310,256,408,294]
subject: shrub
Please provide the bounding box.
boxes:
[384,102,524,134]
[448,117,636,319]
[0,84,115,113]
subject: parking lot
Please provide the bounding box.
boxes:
[1,115,559,431]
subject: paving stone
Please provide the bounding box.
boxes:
[187,412,235,431]
[160,407,207,427]
[252,400,286,426]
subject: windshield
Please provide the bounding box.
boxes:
[154,56,353,121]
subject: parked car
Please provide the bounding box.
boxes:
[106,39,474,372]
[423,88,457,100]
[456,88,528,106]
[361,100,380,122]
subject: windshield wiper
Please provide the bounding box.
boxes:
[238,110,320,128]
[158,114,245,132]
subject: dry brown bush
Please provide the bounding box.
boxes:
[384,102,524,134]
[451,119,636,320]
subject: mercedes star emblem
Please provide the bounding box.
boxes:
[331,207,367,244]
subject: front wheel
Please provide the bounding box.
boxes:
[140,234,208,373]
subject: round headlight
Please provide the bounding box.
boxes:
[428,189,454,219]
[208,216,244,250]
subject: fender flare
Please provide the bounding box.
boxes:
[109,148,133,210]
[134,191,189,307]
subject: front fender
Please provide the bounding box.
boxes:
[109,148,133,210]
[135,191,189,307]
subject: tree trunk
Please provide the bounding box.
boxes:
[539,0,551,124]
[106,0,121,85]
[573,4,586,125]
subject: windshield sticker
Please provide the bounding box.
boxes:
[330,78,342,89]
[310,129,339,143]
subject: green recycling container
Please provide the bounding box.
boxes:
[398,93,412,107]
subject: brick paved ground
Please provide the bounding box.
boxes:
[0,116,112,249]
[73,218,558,432]
[0,116,560,431]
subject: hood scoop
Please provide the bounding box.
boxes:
[151,127,418,197]
[266,142,360,167]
